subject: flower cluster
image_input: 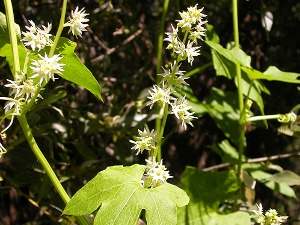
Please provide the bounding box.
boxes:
[64,6,89,38]
[143,157,173,188]
[30,54,65,85]
[129,5,206,189]
[130,5,206,188]
[22,20,53,51]
[147,4,206,129]
[130,128,158,155]
[252,203,288,225]
[165,4,207,65]
[0,6,89,157]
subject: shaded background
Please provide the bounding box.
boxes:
[0,0,300,224]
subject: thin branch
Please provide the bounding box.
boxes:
[202,151,300,172]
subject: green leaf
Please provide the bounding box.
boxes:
[244,165,298,199]
[177,166,250,225]
[205,23,220,44]
[243,66,300,83]
[0,43,28,72]
[205,88,240,144]
[54,37,102,101]
[205,41,269,115]
[0,12,21,49]
[210,139,246,164]
[265,170,300,186]
[63,164,189,225]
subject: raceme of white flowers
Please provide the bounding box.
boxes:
[130,4,207,187]
[0,6,89,158]
[251,203,288,225]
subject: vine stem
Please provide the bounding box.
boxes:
[232,0,245,187]
[3,0,20,76]
[155,0,170,161]
[49,0,68,57]
[156,0,170,74]
[18,115,71,203]
[17,115,89,225]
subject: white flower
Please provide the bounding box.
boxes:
[189,22,207,44]
[185,41,201,65]
[171,96,197,129]
[130,128,158,155]
[5,75,39,102]
[252,203,265,224]
[159,63,188,86]
[0,97,25,135]
[65,6,89,38]
[251,203,288,225]
[177,4,206,31]
[147,84,172,109]
[164,24,180,50]
[30,53,65,85]
[22,20,53,51]
[144,157,173,188]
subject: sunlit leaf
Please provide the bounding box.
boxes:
[54,38,102,101]
[64,164,189,225]
[243,66,300,83]
[244,164,298,199]
[266,170,300,186]
[177,166,251,225]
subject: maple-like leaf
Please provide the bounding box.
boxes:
[63,164,189,225]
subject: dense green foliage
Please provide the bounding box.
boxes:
[0,0,300,224]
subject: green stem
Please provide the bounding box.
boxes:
[156,0,170,75]
[4,0,20,76]
[154,0,170,159]
[49,0,68,57]
[155,103,169,161]
[17,115,89,225]
[18,115,70,202]
[232,0,245,186]
[248,114,281,122]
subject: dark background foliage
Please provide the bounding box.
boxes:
[0,0,300,224]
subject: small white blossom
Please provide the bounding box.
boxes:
[189,22,207,44]
[159,63,188,86]
[164,24,180,50]
[22,20,53,51]
[144,157,173,188]
[147,84,172,109]
[251,203,288,225]
[30,53,65,85]
[5,76,39,102]
[0,97,25,135]
[171,96,197,129]
[64,6,89,38]
[185,41,201,65]
[177,4,207,31]
[130,128,158,155]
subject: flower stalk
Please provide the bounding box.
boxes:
[3,0,20,76]
[232,0,246,188]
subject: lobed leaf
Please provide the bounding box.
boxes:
[64,164,189,225]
